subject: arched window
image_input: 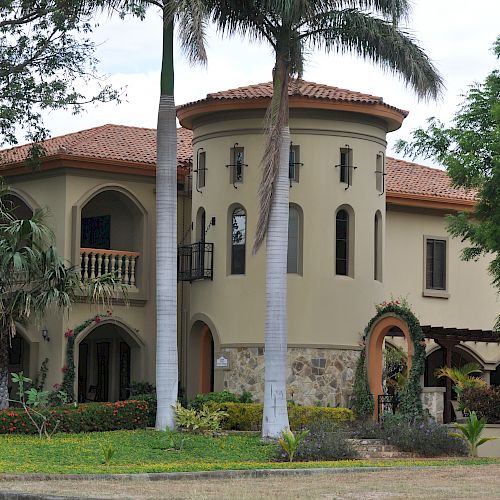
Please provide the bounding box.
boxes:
[287,205,302,274]
[374,210,382,281]
[231,207,246,274]
[336,210,349,275]
[335,207,354,277]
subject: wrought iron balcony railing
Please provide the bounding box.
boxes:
[177,242,214,282]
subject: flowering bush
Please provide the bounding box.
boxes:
[0,400,151,435]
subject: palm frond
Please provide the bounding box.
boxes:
[303,9,444,100]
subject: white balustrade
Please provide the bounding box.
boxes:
[80,248,140,287]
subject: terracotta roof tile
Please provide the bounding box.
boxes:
[386,157,476,202]
[178,80,408,116]
[0,125,193,169]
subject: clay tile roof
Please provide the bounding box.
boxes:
[178,80,408,116]
[0,125,193,169]
[386,157,476,202]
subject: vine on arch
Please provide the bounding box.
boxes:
[60,311,113,401]
[352,298,426,421]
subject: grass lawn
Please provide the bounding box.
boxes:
[0,430,497,474]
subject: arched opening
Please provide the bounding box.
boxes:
[76,186,148,290]
[228,205,246,275]
[425,345,481,388]
[288,204,303,274]
[374,210,382,282]
[76,322,143,402]
[8,333,31,400]
[335,205,355,277]
[187,321,216,400]
[2,194,33,220]
[366,315,413,420]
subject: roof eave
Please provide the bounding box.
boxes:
[177,96,407,131]
[386,191,475,212]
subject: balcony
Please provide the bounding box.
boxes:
[178,242,214,282]
[80,248,140,288]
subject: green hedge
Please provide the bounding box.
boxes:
[0,400,150,435]
[220,403,352,431]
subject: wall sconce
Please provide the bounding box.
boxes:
[41,328,50,342]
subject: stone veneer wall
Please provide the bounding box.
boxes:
[221,346,360,407]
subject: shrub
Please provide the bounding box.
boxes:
[381,414,467,457]
[278,420,358,461]
[128,382,155,397]
[220,403,352,431]
[351,350,374,420]
[0,400,151,435]
[189,390,252,411]
[461,386,500,423]
[131,393,156,427]
[174,403,227,434]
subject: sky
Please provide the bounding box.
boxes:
[19,1,500,166]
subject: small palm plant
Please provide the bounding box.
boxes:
[278,429,310,462]
[435,363,486,411]
[450,411,496,457]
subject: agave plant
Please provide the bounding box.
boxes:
[450,411,496,457]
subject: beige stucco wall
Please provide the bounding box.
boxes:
[189,109,388,349]
[385,205,500,366]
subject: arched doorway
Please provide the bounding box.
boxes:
[366,315,414,419]
[76,321,143,402]
[187,321,216,400]
[425,345,481,388]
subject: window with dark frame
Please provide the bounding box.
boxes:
[376,154,384,193]
[230,147,245,185]
[231,207,246,274]
[340,148,352,185]
[336,209,349,276]
[197,151,206,189]
[289,145,300,183]
[287,206,300,273]
[426,238,446,290]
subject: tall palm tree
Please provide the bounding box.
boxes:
[211,0,443,437]
[0,184,121,409]
[149,0,207,430]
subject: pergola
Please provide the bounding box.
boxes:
[388,325,499,423]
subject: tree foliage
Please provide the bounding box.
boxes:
[396,36,500,318]
[0,0,121,147]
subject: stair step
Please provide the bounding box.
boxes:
[347,439,416,460]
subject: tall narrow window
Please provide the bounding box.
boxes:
[374,211,382,281]
[197,151,206,189]
[229,146,245,185]
[425,238,447,291]
[289,145,300,183]
[231,207,246,274]
[340,147,352,185]
[287,205,301,274]
[376,154,384,193]
[336,209,349,276]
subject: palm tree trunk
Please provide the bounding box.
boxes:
[0,334,9,410]
[155,16,178,431]
[262,125,291,437]
[262,55,291,438]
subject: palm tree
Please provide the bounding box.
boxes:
[0,184,121,409]
[211,0,443,437]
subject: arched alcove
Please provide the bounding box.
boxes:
[75,318,145,402]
